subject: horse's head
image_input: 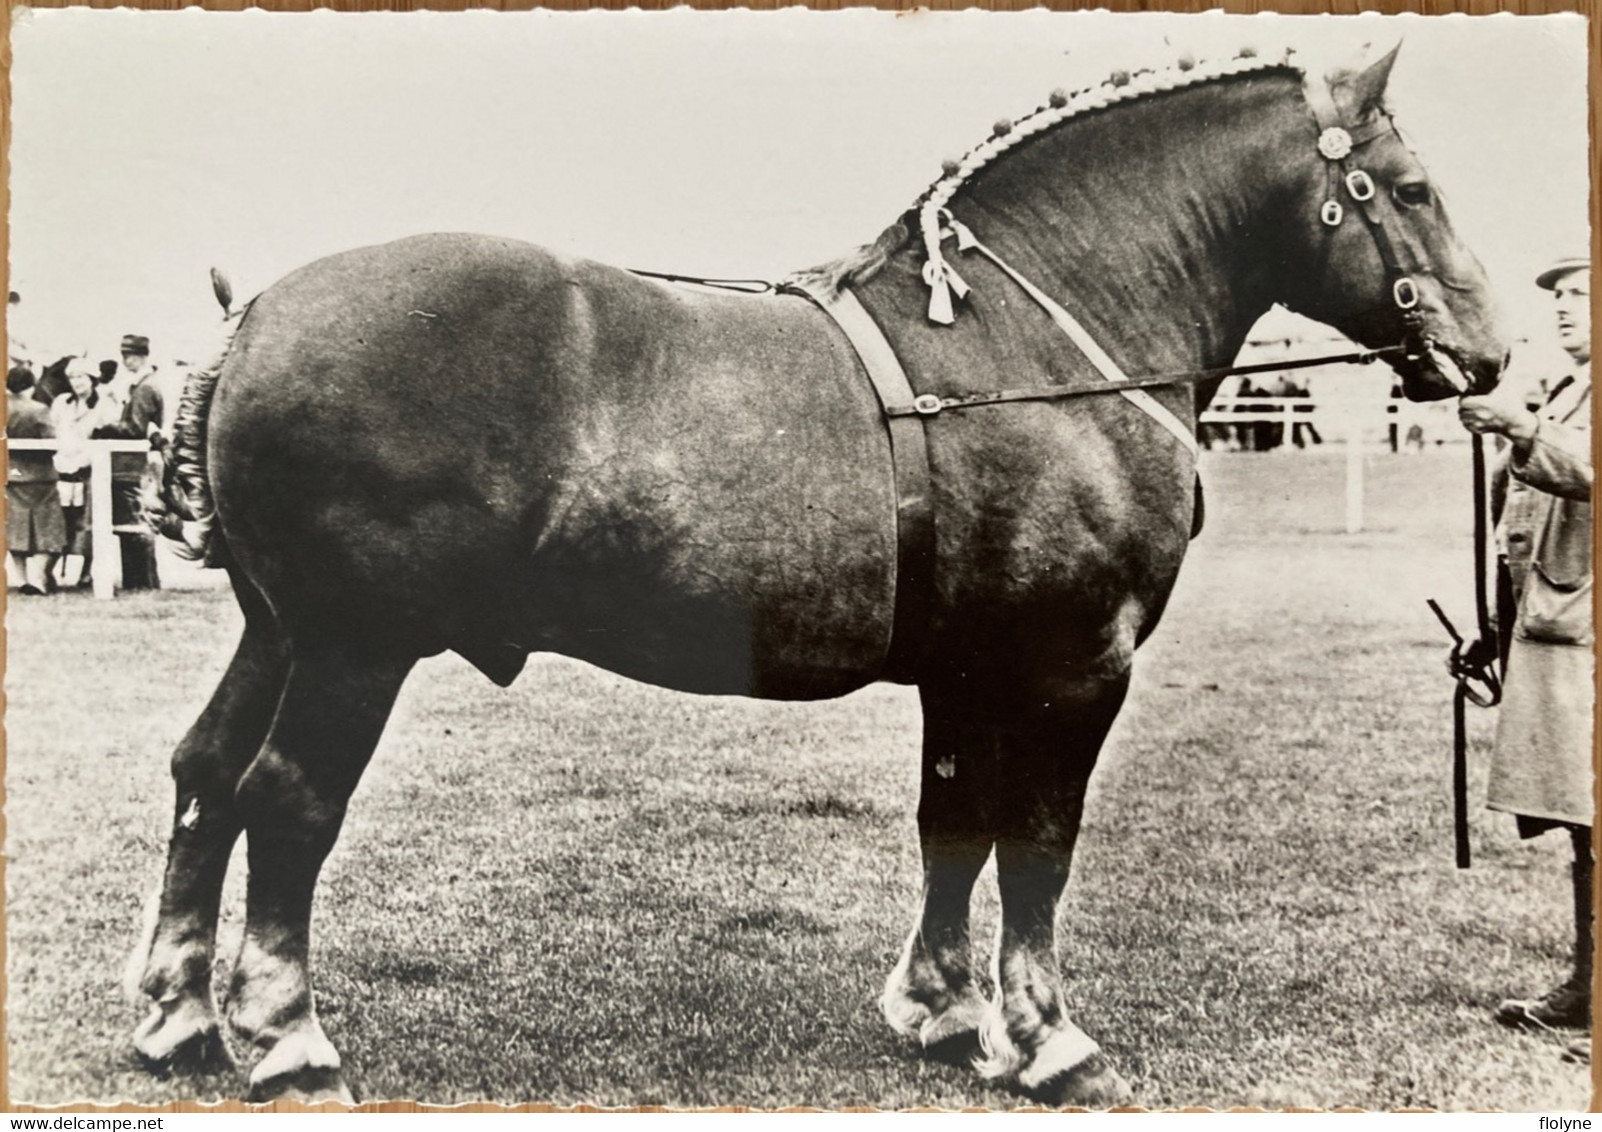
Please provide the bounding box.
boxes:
[1278,47,1507,400]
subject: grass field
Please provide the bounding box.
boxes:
[5,448,1593,1110]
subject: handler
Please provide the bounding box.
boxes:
[1458,256,1593,1050]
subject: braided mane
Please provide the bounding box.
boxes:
[784,48,1301,297]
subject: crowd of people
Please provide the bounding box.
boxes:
[7,293,168,596]
[1199,371,1324,452]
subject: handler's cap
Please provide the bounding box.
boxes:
[120,333,150,356]
[1535,256,1590,291]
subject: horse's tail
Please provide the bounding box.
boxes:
[152,361,226,564]
[149,271,248,567]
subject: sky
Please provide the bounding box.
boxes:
[8,8,1591,373]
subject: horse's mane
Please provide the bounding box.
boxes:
[784,49,1303,296]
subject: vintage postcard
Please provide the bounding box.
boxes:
[5,6,1592,1111]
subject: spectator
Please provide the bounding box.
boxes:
[7,290,35,375]
[1459,256,1593,1061]
[49,358,113,590]
[93,333,164,590]
[7,364,65,594]
[95,358,121,406]
[1202,374,1242,452]
[1238,378,1281,452]
[1388,376,1404,453]
[1278,374,1322,448]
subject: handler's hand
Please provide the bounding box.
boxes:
[1459,395,1539,447]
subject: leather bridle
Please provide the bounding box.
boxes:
[1299,75,1435,363]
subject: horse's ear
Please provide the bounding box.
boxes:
[1336,43,1401,117]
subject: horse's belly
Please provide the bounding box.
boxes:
[507,286,899,700]
[524,401,897,700]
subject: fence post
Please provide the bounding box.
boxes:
[1344,404,1365,534]
[89,446,117,600]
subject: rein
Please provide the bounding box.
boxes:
[627,268,773,294]
[1426,435,1503,869]
[635,263,1419,408]
[882,343,1408,418]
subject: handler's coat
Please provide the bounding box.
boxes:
[1488,368,1594,827]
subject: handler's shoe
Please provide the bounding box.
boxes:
[1494,979,1590,1031]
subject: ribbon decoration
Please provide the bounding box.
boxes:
[920,205,971,325]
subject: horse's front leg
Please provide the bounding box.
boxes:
[131,578,289,1075]
[882,686,995,1058]
[977,672,1134,1108]
[224,634,413,1104]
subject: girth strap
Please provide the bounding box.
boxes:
[790,280,934,682]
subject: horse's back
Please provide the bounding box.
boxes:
[211,233,899,698]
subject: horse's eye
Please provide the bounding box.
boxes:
[1393,181,1432,208]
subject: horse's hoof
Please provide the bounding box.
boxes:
[917,993,988,1065]
[247,1065,355,1106]
[246,1027,355,1106]
[133,1005,236,1076]
[924,1025,983,1065]
[1029,1051,1134,1109]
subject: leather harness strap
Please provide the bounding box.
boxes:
[944,220,1201,460]
[790,279,935,681]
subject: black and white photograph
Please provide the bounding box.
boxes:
[5,7,1593,1110]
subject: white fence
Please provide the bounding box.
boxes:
[1199,396,1398,535]
[9,437,155,600]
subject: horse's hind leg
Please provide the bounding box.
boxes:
[977,675,1134,1108]
[132,575,289,1074]
[223,633,413,1104]
[882,687,994,1058]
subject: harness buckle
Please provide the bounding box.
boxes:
[1344,169,1376,202]
[912,394,944,416]
[1320,200,1344,227]
[1393,277,1420,310]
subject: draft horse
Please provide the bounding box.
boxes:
[131,47,1505,1105]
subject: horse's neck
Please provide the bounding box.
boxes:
[952,77,1303,375]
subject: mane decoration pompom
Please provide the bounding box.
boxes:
[913,48,1299,325]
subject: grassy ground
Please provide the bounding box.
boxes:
[5,448,1592,1109]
